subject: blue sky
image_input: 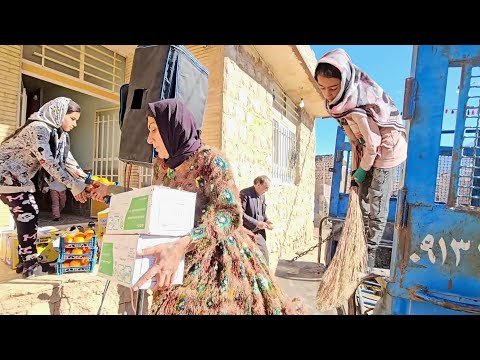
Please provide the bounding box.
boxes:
[311,45,414,155]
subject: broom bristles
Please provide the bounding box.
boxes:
[316,186,367,311]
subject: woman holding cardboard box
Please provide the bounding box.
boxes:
[133,99,302,315]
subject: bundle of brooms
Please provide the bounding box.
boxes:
[316,184,367,312]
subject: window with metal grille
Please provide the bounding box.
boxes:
[93,108,121,184]
[270,80,299,184]
[456,66,480,207]
[22,45,126,93]
[437,66,480,208]
[272,119,296,184]
[272,82,300,124]
[138,166,153,188]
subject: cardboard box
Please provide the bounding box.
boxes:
[1,231,19,269]
[0,231,4,261]
[97,234,184,290]
[1,227,62,268]
[106,185,196,236]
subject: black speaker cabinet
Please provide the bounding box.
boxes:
[119,45,209,166]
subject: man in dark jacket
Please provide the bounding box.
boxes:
[240,175,273,265]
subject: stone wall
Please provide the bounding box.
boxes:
[314,155,333,225]
[315,155,334,189]
[221,45,315,270]
[0,46,22,227]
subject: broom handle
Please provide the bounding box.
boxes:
[351,142,361,172]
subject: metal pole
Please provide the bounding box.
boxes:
[136,289,146,315]
[97,280,110,315]
[317,216,329,263]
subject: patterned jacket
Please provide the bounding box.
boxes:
[0,121,87,195]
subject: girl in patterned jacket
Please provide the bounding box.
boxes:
[315,48,408,270]
[132,99,303,315]
[0,97,107,277]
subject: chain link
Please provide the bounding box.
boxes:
[289,235,331,262]
[288,216,332,262]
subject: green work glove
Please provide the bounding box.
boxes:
[353,167,367,184]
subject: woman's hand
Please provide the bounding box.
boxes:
[353,167,367,184]
[266,220,273,230]
[89,183,109,202]
[74,190,88,203]
[133,235,191,291]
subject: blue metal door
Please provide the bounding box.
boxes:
[387,46,480,314]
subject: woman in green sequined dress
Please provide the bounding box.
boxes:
[133,99,303,315]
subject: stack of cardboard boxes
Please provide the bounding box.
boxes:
[98,185,196,290]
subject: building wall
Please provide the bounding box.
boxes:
[222,45,316,270]
[0,46,22,227]
[186,45,224,149]
[315,155,334,188]
[314,155,333,226]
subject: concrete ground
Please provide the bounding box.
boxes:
[0,223,338,315]
[274,226,337,315]
[38,211,94,227]
[0,262,140,315]
[0,260,21,283]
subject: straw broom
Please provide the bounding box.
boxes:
[316,148,367,311]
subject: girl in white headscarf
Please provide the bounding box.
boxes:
[0,97,106,277]
[315,49,408,270]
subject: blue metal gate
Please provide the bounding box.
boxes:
[384,45,480,314]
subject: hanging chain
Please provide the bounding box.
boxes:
[289,237,330,262]
[289,216,332,262]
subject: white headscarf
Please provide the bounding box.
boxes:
[318,48,405,133]
[29,97,73,171]
[29,97,71,128]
